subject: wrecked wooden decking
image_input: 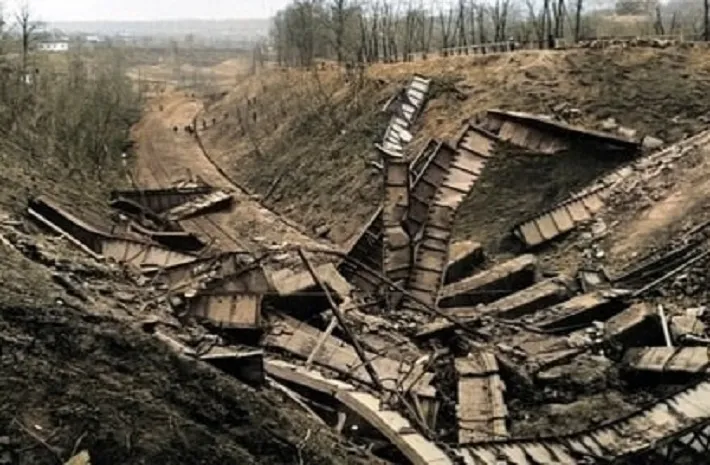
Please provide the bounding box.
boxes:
[19,73,710,465]
[455,354,508,444]
[462,380,710,464]
[264,360,453,465]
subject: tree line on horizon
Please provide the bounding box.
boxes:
[269,0,710,67]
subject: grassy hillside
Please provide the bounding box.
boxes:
[200,47,710,247]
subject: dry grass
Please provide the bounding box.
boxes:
[198,46,710,251]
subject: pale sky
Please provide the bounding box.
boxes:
[4,0,293,21]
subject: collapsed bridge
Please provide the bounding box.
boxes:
[18,72,710,465]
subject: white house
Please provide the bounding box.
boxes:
[38,41,70,52]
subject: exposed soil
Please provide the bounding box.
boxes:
[0,305,369,465]
[453,145,630,252]
[131,92,335,267]
[200,47,710,249]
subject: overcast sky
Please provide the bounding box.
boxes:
[4,0,293,21]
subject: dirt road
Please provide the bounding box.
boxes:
[131,92,336,267]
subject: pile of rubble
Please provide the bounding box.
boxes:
[8,73,710,465]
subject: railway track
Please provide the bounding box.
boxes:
[341,78,433,290]
[512,129,710,249]
[404,124,497,310]
[264,360,454,465]
[460,379,710,464]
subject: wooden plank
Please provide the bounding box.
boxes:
[263,314,433,395]
[439,255,538,308]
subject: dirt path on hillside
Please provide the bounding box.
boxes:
[131,92,335,266]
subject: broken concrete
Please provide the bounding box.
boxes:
[438,254,538,308]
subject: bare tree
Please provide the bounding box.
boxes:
[491,0,511,42]
[553,0,565,38]
[439,3,456,53]
[653,4,664,35]
[15,3,39,73]
[455,0,467,47]
[574,0,583,42]
[705,0,709,41]
[331,0,350,63]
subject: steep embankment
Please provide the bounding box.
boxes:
[200,47,710,250]
[0,57,370,464]
[0,304,371,465]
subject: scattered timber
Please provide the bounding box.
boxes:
[460,380,710,464]
[438,254,538,309]
[455,354,508,444]
[264,360,453,465]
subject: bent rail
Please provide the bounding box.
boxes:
[460,380,710,464]
[264,360,454,465]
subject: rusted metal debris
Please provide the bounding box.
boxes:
[405,125,498,311]
[28,196,199,270]
[101,236,198,270]
[264,360,453,465]
[455,353,508,444]
[520,289,630,332]
[512,129,710,250]
[506,301,656,373]
[417,277,572,338]
[382,152,412,283]
[24,73,710,465]
[127,222,205,252]
[263,313,436,398]
[444,240,485,285]
[514,188,606,248]
[28,196,107,257]
[165,189,233,221]
[341,78,433,291]
[379,74,431,156]
[297,248,387,394]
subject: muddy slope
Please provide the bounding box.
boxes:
[0,305,368,465]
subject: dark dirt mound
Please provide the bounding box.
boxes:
[0,305,369,465]
[453,145,629,251]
